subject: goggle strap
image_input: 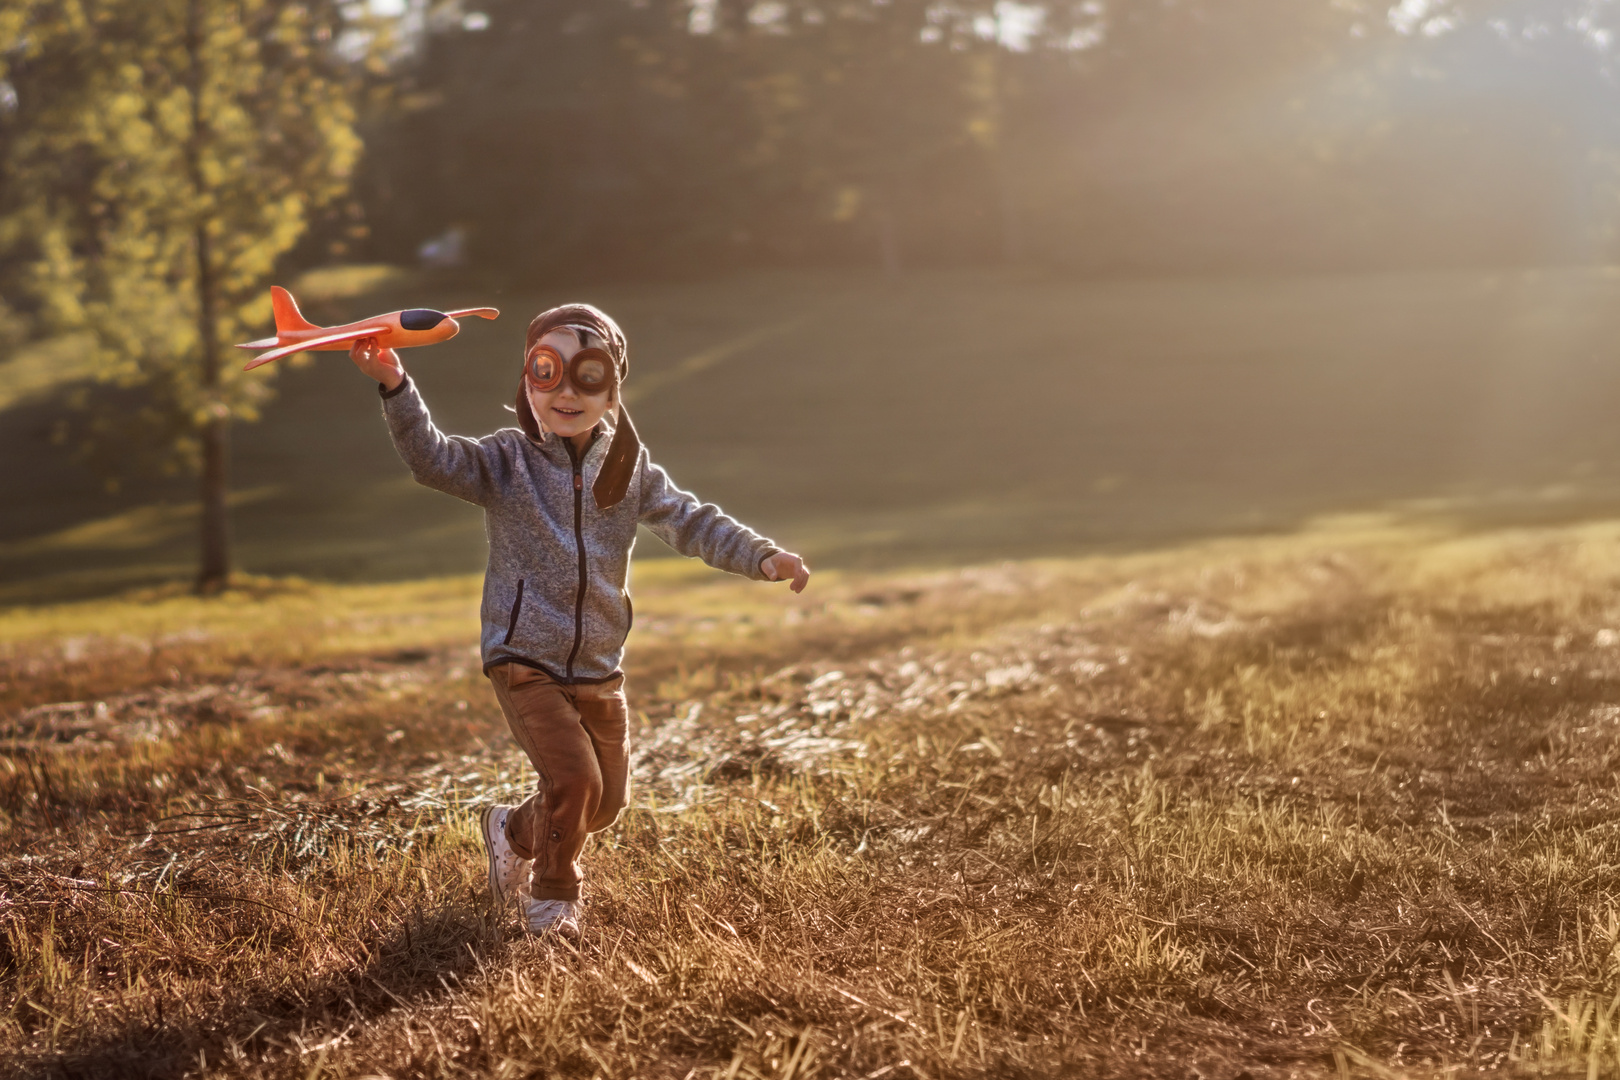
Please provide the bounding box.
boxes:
[592,401,640,510]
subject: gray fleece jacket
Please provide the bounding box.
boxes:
[381,377,779,681]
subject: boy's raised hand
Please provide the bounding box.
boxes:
[761,551,811,593]
[350,336,405,390]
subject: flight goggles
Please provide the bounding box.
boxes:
[525,327,618,397]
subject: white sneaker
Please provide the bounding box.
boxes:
[479,804,530,905]
[518,884,581,937]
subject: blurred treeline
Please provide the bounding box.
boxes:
[342,0,1620,283]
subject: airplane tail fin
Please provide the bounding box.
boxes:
[270,286,317,335]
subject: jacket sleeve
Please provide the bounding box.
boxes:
[637,451,780,579]
[380,376,511,506]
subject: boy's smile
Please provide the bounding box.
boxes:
[526,328,612,448]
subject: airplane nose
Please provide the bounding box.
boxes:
[400,308,448,331]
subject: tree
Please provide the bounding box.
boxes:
[354,0,1032,279]
[0,0,365,592]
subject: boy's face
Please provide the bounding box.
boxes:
[526,328,612,439]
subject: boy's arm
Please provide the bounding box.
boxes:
[637,454,787,581]
[358,344,508,506]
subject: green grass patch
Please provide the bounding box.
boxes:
[12,265,1620,601]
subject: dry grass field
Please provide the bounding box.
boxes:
[6,518,1620,1078]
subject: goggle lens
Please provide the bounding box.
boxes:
[572,352,611,393]
[526,346,563,390]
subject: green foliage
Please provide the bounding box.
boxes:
[357,0,1059,277]
[352,0,1620,280]
[0,0,365,477]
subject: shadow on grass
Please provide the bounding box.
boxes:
[17,898,501,1080]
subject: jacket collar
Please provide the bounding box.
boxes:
[525,424,605,465]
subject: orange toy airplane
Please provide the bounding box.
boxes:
[237,286,499,371]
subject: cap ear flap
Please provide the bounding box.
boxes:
[592,402,640,510]
[514,380,544,440]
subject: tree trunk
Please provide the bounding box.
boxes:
[874,188,902,278]
[877,208,902,278]
[198,419,230,592]
[186,0,228,595]
[195,223,229,594]
[994,157,1024,264]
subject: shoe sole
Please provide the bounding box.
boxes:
[480,804,510,905]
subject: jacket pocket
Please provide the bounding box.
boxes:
[502,578,525,645]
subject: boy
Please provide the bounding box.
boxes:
[349,303,809,936]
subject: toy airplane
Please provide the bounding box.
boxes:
[237,286,499,371]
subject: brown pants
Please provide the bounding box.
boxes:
[487,663,631,901]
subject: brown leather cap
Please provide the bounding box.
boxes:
[514,303,640,509]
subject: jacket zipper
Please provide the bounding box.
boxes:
[563,438,588,680]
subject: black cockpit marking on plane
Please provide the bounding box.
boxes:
[400,309,447,331]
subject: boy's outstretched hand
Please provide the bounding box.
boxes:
[350,337,405,391]
[761,551,811,593]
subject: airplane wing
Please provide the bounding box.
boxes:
[241,325,389,371]
[236,336,279,350]
[445,307,500,320]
